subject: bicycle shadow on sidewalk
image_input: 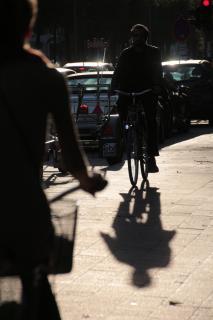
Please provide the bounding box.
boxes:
[101,181,176,288]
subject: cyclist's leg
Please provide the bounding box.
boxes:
[142,94,159,172]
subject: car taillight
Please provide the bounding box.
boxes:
[79,104,88,114]
[92,104,103,115]
[102,124,113,136]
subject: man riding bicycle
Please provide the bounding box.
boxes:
[111,23,163,172]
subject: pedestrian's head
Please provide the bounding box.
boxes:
[130,24,149,47]
[0,0,37,50]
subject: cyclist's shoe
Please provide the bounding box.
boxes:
[147,156,159,173]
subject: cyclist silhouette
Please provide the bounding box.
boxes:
[111,24,163,172]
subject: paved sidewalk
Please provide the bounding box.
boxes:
[45,123,213,319]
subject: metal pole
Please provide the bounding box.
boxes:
[103,47,106,63]
[148,4,152,43]
[73,0,78,59]
[204,29,212,59]
[53,24,57,64]
[97,67,100,107]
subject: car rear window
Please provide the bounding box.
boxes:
[65,64,114,73]
[163,64,203,81]
[67,76,112,92]
[72,67,99,73]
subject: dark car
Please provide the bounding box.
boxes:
[162,59,213,125]
[161,74,190,134]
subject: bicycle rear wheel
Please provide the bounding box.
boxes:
[139,114,149,181]
[127,126,139,186]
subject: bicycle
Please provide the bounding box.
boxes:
[115,89,151,186]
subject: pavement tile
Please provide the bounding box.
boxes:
[179,215,213,229]
[149,304,196,320]
[169,278,213,306]
[190,308,213,320]
[40,126,213,319]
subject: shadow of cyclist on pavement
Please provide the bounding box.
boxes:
[101,181,176,287]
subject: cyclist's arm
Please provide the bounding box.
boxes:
[111,52,127,91]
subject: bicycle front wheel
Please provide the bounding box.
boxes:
[140,151,148,181]
[127,126,139,186]
[139,114,148,181]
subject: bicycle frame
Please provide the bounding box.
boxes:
[115,88,151,134]
[114,89,151,186]
[115,88,151,128]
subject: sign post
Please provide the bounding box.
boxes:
[174,17,190,41]
[87,38,109,49]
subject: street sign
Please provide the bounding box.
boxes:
[176,42,189,59]
[87,38,109,49]
[174,17,190,41]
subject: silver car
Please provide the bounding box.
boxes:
[67,71,123,164]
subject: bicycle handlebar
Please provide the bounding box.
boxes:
[49,174,108,203]
[114,88,152,97]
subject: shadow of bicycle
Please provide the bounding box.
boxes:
[101,181,176,288]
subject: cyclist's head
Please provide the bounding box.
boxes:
[0,0,37,49]
[130,24,149,47]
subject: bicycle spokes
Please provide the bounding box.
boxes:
[127,127,139,186]
[140,151,148,181]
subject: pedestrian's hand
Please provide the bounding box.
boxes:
[79,172,108,195]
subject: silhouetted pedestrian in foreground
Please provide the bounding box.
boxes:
[0,1,107,319]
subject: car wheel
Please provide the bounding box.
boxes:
[209,118,213,126]
[107,156,122,165]
[58,166,68,175]
[106,142,124,165]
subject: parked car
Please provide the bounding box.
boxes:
[67,70,169,155]
[63,61,114,73]
[56,67,76,76]
[66,71,123,165]
[161,75,190,134]
[162,59,213,125]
